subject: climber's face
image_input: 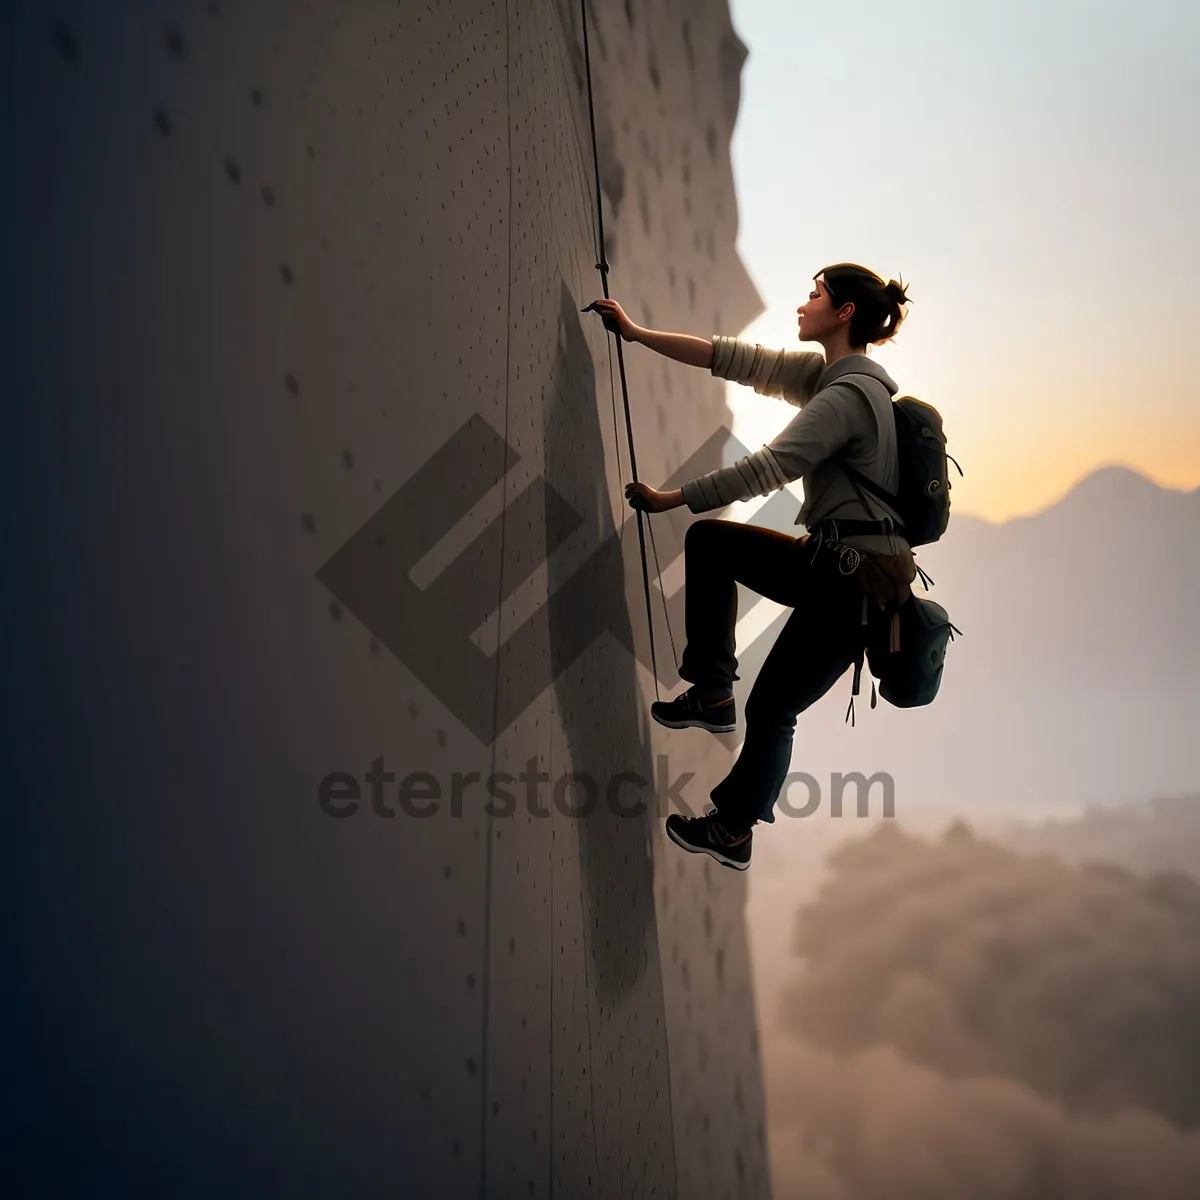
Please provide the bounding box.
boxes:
[797,275,852,341]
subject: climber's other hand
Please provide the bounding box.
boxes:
[625,482,676,513]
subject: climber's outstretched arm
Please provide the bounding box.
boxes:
[710,337,825,407]
[633,326,715,369]
[586,299,714,369]
[585,301,824,406]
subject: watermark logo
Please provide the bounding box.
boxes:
[317,754,895,821]
[316,413,802,745]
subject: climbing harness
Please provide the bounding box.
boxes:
[578,0,677,700]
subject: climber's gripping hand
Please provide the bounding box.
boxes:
[582,298,639,342]
[625,481,679,514]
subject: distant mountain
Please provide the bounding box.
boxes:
[741,465,1200,824]
[919,464,1200,691]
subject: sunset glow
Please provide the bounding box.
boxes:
[727,0,1200,523]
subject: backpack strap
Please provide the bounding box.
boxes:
[844,465,895,531]
[833,382,903,554]
[844,593,872,726]
[846,642,864,726]
[832,375,905,514]
[843,459,900,511]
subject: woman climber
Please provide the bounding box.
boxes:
[589,263,918,872]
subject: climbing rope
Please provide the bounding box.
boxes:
[577,0,678,701]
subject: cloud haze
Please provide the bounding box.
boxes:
[762,822,1200,1197]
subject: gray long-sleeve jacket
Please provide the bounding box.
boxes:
[679,336,908,553]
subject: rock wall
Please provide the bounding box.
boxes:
[3,1,769,1195]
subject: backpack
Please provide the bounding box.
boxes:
[831,374,964,723]
[835,374,962,548]
[845,595,963,724]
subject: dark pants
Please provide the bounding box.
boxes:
[676,519,866,833]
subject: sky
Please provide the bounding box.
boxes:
[725,0,1200,522]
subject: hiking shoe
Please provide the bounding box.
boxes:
[665,807,753,870]
[651,686,737,733]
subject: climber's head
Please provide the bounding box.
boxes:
[797,263,912,353]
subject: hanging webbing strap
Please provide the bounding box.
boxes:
[578,0,675,701]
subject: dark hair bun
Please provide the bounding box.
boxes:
[813,262,913,346]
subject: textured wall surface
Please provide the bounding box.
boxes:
[3,2,769,1195]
